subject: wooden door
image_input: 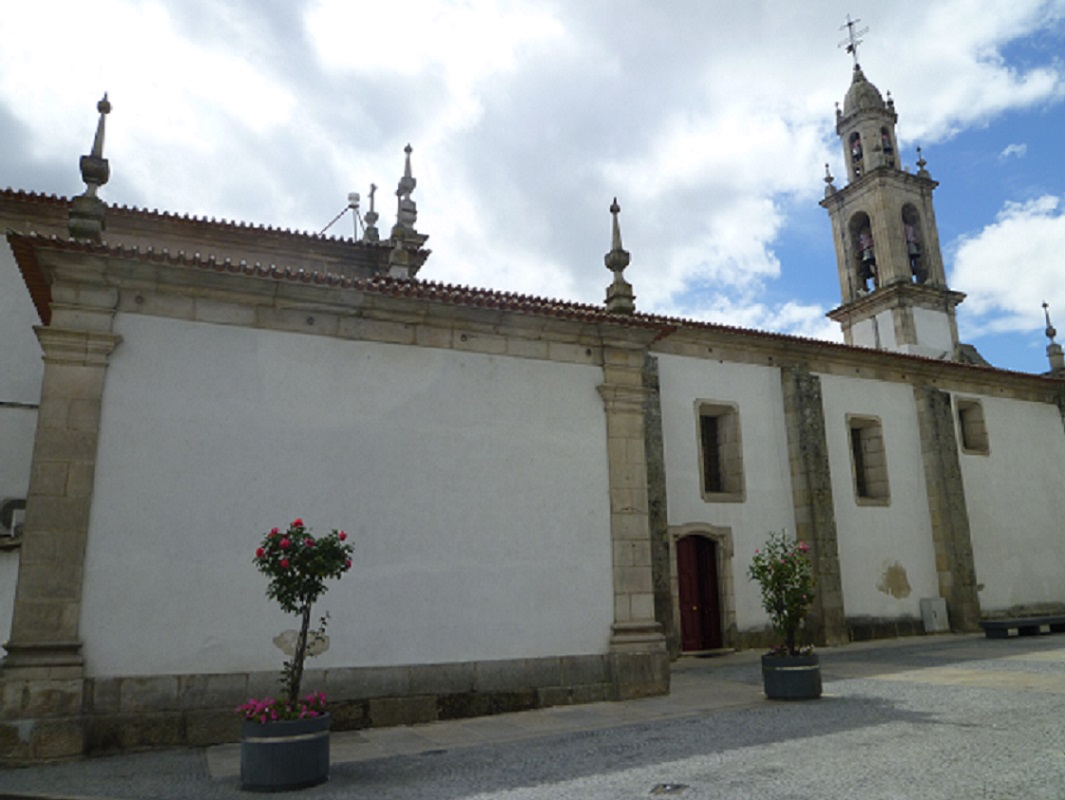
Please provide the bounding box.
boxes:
[677,535,723,651]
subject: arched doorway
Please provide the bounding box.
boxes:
[676,535,723,651]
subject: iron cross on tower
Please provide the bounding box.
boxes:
[838,14,869,67]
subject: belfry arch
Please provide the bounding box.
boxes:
[848,211,877,294]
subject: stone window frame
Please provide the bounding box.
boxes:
[846,414,891,506]
[695,400,745,503]
[955,397,990,456]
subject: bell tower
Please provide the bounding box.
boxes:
[822,21,965,360]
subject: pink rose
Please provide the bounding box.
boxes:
[280,558,290,569]
[270,528,279,536]
[279,538,290,550]
[255,547,264,558]
[292,518,304,528]
[345,558,352,569]
[338,531,347,541]
[305,538,314,548]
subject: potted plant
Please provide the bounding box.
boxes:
[748,530,821,700]
[237,518,354,792]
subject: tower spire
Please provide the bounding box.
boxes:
[68,93,112,242]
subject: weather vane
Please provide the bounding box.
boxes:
[838,14,869,67]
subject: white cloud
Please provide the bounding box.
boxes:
[1,0,1064,367]
[953,195,1065,333]
[1000,143,1028,159]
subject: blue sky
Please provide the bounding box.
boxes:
[2,1,1065,374]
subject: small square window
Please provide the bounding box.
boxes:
[956,398,989,455]
[696,402,744,503]
[847,415,890,505]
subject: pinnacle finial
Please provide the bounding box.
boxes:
[1044,302,1065,374]
[604,197,634,314]
[363,182,380,242]
[69,93,112,241]
[823,163,837,197]
[916,146,930,177]
[393,143,417,235]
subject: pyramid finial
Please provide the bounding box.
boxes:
[604,197,634,315]
[68,93,112,242]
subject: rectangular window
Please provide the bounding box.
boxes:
[956,398,990,455]
[847,415,890,505]
[697,402,744,502]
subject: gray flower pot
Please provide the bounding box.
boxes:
[761,653,822,700]
[240,713,330,792]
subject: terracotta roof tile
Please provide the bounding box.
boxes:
[5,230,1058,384]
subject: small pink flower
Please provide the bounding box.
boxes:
[305,538,314,548]
[338,531,347,541]
[270,528,279,536]
[345,558,352,569]
[255,547,265,558]
[280,558,290,569]
[292,518,304,528]
[279,538,290,550]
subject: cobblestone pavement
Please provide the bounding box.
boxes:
[3,634,1065,799]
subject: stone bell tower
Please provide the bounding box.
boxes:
[821,24,965,360]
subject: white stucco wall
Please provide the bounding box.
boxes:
[655,354,797,629]
[819,374,940,620]
[958,395,1065,611]
[80,314,614,677]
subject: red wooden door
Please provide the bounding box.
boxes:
[677,536,723,651]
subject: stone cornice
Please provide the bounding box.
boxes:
[827,282,966,321]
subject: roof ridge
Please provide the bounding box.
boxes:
[0,187,406,249]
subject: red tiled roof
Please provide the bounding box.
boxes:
[5,230,1057,385]
[0,188,412,250]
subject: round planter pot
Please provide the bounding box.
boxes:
[761,653,822,700]
[240,713,331,792]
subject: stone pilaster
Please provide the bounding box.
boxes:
[780,366,847,645]
[598,345,667,697]
[641,354,675,657]
[1,324,119,763]
[913,385,981,631]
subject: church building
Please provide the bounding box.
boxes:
[2,58,1064,763]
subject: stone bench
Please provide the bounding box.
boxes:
[980,616,1065,639]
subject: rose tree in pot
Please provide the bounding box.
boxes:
[237,518,354,791]
[747,530,821,700]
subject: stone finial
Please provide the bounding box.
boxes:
[823,163,837,197]
[604,198,635,315]
[392,143,417,236]
[68,93,112,241]
[363,183,380,243]
[916,146,930,178]
[1044,302,1065,374]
